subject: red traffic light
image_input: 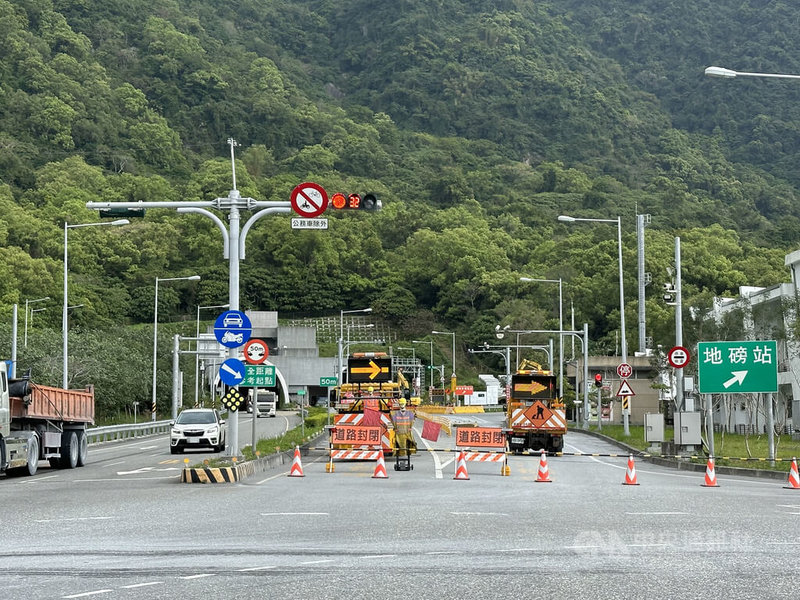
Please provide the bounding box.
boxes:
[329,192,381,211]
[594,373,603,386]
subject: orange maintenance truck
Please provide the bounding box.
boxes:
[505,360,566,453]
[0,363,95,476]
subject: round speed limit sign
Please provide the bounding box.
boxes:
[667,345,690,369]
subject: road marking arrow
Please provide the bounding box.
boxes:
[221,362,242,378]
[351,360,389,380]
[723,370,748,389]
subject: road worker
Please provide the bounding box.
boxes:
[392,397,415,457]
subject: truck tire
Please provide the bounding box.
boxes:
[7,434,39,477]
[60,431,79,469]
[76,431,88,467]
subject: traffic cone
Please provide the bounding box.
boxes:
[372,449,388,479]
[535,450,552,483]
[701,457,719,487]
[288,446,304,477]
[622,454,639,485]
[454,451,470,480]
[784,457,800,490]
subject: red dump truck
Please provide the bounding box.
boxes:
[1,362,95,477]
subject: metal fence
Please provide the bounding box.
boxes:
[86,420,172,444]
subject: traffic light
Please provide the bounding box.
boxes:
[594,373,603,387]
[662,283,676,305]
[329,192,381,211]
[97,206,146,218]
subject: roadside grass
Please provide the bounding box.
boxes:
[196,407,328,468]
[591,424,800,472]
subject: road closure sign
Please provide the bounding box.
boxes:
[697,340,778,394]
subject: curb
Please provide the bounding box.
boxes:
[180,441,317,484]
[574,428,788,481]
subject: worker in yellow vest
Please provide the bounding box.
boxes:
[392,398,415,457]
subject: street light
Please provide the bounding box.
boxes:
[412,339,435,391]
[339,307,372,382]
[520,277,564,400]
[24,297,49,348]
[431,330,456,404]
[30,306,48,327]
[152,275,201,421]
[558,214,629,435]
[63,219,129,388]
[705,66,800,80]
[196,303,229,407]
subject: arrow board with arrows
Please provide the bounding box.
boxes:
[347,356,392,383]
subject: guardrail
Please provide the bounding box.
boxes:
[86,420,172,444]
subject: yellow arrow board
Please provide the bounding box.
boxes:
[348,357,392,383]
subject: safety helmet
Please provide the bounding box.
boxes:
[368,386,374,393]
[399,398,407,407]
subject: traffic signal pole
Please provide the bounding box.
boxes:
[87,140,292,457]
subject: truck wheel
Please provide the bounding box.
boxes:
[60,431,79,469]
[76,431,88,467]
[7,435,39,477]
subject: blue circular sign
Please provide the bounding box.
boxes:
[218,358,246,386]
[214,310,252,348]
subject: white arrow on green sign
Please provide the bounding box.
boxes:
[697,340,778,394]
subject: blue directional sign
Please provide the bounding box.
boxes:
[214,310,252,348]
[218,358,246,386]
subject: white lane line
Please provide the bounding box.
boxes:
[180,574,215,580]
[139,445,159,450]
[63,591,113,598]
[426,551,459,555]
[104,461,126,467]
[260,512,329,516]
[625,512,688,515]
[359,554,396,559]
[415,426,444,478]
[256,471,287,484]
[120,582,164,589]
[564,545,600,550]
[73,477,176,482]
[237,566,277,572]
[34,517,114,524]
[451,512,509,516]
[626,544,669,548]
[19,475,59,484]
[299,559,334,565]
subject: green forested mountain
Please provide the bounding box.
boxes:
[1,0,798,410]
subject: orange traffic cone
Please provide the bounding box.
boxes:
[454,451,470,480]
[622,454,639,486]
[372,449,388,479]
[288,446,305,477]
[784,457,800,490]
[535,450,552,483]
[701,457,719,487]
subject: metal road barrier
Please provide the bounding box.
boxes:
[86,420,172,444]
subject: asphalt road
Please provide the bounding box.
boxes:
[2,414,799,599]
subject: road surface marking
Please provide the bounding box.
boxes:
[451,512,509,516]
[626,512,688,515]
[300,559,334,565]
[180,574,214,580]
[63,591,113,598]
[34,516,113,523]
[238,566,277,571]
[260,512,329,516]
[120,582,163,589]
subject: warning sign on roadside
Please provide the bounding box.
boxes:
[616,379,636,397]
[455,427,505,448]
[523,401,554,428]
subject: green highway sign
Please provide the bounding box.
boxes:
[320,377,338,387]
[240,364,276,388]
[697,340,778,394]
